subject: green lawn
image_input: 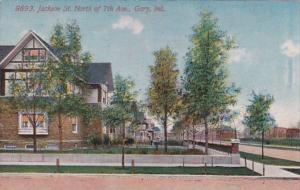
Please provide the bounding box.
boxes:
[0,146,203,155]
[240,152,300,166]
[240,138,300,148]
[0,165,259,175]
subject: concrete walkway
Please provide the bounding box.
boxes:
[0,161,242,167]
[241,158,300,178]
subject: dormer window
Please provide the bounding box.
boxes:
[23,49,46,62]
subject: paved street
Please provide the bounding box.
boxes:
[0,174,299,190]
[240,144,300,162]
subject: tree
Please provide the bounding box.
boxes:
[183,11,240,154]
[9,64,49,152]
[46,21,93,151]
[243,92,275,159]
[148,47,180,152]
[102,75,137,168]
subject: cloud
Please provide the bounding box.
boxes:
[228,48,251,63]
[281,40,300,58]
[112,16,144,34]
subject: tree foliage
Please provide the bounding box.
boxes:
[243,91,275,158]
[183,11,240,154]
[9,63,50,152]
[243,92,275,134]
[102,75,138,168]
[148,46,180,152]
[46,20,96,151]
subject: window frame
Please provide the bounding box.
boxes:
[71,117,79,134]
[18,112,48,129]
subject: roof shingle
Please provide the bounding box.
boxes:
[0,46,15,62]
[87,63,114,91]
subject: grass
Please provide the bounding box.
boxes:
[283,168,300,175]
[240,152,300,166]
[0,165,259,175]
[0,146,204,155]
[240,138,300,148]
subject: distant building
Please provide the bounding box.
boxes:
[253,127,300,139]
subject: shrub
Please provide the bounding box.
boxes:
[167,140,182,146]
[87,133,102,149]
[111,138,122,145]
[125,138,135,145]
[103,134,110,145]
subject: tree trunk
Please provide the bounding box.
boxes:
[219,130,222,145]
[33,104,37,153]
[204,117,209,155]
[262,130,264,159]
[192,125,195,150]
[163,111,168,153]
[235,128,237,139]
[33,124,37,153]
[58,112,63,152]
[187,129,189,142]
[122,121,126,168]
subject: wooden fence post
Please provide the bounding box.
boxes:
[56,158,60,173]
[131,159,135,174]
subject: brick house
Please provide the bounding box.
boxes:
[0,31,113,150]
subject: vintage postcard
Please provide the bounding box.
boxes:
[0,0,299,189]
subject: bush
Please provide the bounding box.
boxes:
[167,140,182,146]
[125,138,135,145]
[103,134,110,145]
[111,138,122,145]
[87,133,102,149]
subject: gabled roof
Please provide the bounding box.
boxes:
[34,32,56,54]
[87,63,114,92]
[0,31,59,69]
[0,46,15,62]
[0,31,114,92]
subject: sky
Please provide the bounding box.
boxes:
[0,0,299,128]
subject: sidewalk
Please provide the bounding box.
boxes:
[241,158,300,178]
[0,161,242,167]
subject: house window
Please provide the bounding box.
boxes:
[67,83,76,94]
[23,49,46,62]
[25,144,34,149]
[4,144,16,150]
[101,90,107,104]
[39,50,46,61]
[109,127,115,134]
[19,113,47,129]
[46,143,59,150]
[71,117,78,133]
